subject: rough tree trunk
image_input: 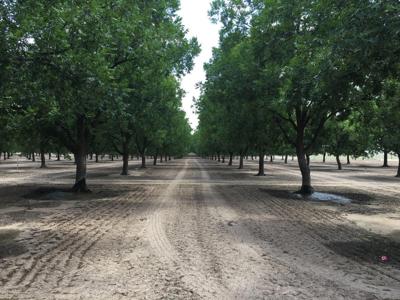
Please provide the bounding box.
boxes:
[306,154,310,166]
[336,155,342,170]
[296,144,313,195]
[120,138,131,175]
[72,115,90,193]
[57,151,61,161]
[347,154,351,165]
[217,153,221,162]
[396,153,400,178]
[383,150,389,168]
[121,152,129,175]
[323,152,326,163]
[238,155,244,169]
[40,148,46,168]
[284,154,288,164]
[270,155,273,163]
[32,152,36,162]
[256,152,265,176]
[153,154,158,166]
[228,152,233,166]
[72,150,89,192]
[141,154,146,169]
[95,153,99,163]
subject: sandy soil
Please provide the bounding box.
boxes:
[0,156,399,299]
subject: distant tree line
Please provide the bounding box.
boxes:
[195,0,400,194]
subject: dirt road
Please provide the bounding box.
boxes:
[0,157,399,299]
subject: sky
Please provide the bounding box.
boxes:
[179,0,220,130]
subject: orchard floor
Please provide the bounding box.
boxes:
[0,156,399,299]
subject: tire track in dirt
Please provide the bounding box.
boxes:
[146,159,232,299]
[0,187,148,294]
[197,160,353,299]
[255,189,400,282]
[2,199,123,287]
[0,197,118,282]
[54,187,153,290]
[169,184,226,287]
[195,159,278,299]
[219,185,400,298]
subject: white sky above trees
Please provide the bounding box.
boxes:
[179,0,220,130]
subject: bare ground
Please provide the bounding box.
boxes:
[0,156,399,299]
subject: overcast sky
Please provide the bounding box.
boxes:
[179,0,220,130]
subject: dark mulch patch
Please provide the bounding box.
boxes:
[23,187,74,200]
[0,229,26,258]
[325,239,400,268]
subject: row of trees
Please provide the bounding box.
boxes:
[196,0,400,194]
[0,0,199,191]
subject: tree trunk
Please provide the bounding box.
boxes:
[40,148,46,168]
[238,155,244,169]
[141,154,146,169]
[217,153,221,162]
[256,152,265,176]
[95,153,99,163]
[160,154,163,163]
[323,152,326,163]
[72,151,89,192]
[57,151,61,161]
[396,153,400,177]
[347,154,351,165]
[169,156,171,161]
[228,152,233,166]
[72,115,90,193]
[32,152,36,162]
[296,143,313,195]
[120,138,131,175]
[284,154,288,164]
[3,152,6,160]
[270,155,273,163]
[48,153,51,160]
[383,150,389,167]
[222,155,225,163]
[153,154,158,166]
[336,154,342,170]
[306,154,310,166]
[121,153,129,175]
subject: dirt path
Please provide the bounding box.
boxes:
[0,157,399,299]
